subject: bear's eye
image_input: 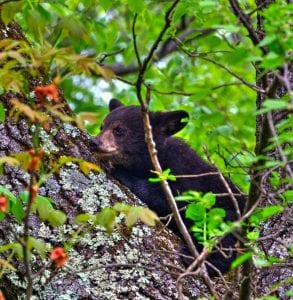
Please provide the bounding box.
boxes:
[113,126,125,137]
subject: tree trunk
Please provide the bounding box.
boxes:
[241,1,293,298]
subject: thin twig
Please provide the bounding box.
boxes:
[23,173,36,299]
[132,13,142,68]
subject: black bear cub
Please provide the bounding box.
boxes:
[90,99,245,276]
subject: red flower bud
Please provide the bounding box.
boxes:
[0,196,8,213]
[34,84,59,106]
[50,247,68,267]
[28,149,36,156]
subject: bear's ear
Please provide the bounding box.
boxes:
[109,98,124,111]
[154,110,189,136]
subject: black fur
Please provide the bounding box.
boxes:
[90,99,245,275]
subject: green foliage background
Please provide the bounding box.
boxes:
[2,0,292,193]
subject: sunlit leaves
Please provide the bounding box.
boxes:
[19,191,67,228]
[1,0,25,25]
[10,99,51,123]
[258,99,290,114]
[75,112,99,129]
[231,251,253,269]
[28,237,49,259]
[94,207,117,234]
[0,242,23,260]
[148,168,176,183]
[74,203,159,234]
[113,202,159,227]
[249,205,284,227]
[79,161,101,175]
[52,155,102,175]
[177,191,229,247]
[0,101,5,123]
[0,257,17,271]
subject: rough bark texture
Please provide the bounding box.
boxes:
[0,22,213,299]
[250,1,293,298]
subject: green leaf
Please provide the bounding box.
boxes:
[250,205,283,226]
[261,205,283,219]
[258,34,277,47]
[286,290,293,297]
[127,0,145,13]
[246,231,259,241]
[28,237,48,258]
[47,210,67,227]
[148,168,176,183]
[176,191,202,202]
[36,199,54,221]
[136,207,159,226]
[231,251,253,269]
[74,213,92,223]
[257,99,289,114]
[260,52,284,69]
[125,207,158,227]
[95,208,117,234]
[113,202,131,214]
[208,207,226,222]
[262,296,278,300]
[1,1,24,25]
[202,193,216,209]
[281,190,293,203]
[99,0,113,11]
[0,102,5,123]
[0,242,23,259]
[186,203,205,222]
[11,197,24,223]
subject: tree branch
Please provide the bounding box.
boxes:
[229,0,266,53]
[132,13,142,68]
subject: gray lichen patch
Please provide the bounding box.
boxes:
[38,128,59,153]
[63,123,80,138]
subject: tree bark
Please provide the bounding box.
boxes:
[242,1,293,298]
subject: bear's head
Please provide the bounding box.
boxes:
[90,99,189,171]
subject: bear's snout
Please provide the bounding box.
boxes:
[89,131,118,155]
